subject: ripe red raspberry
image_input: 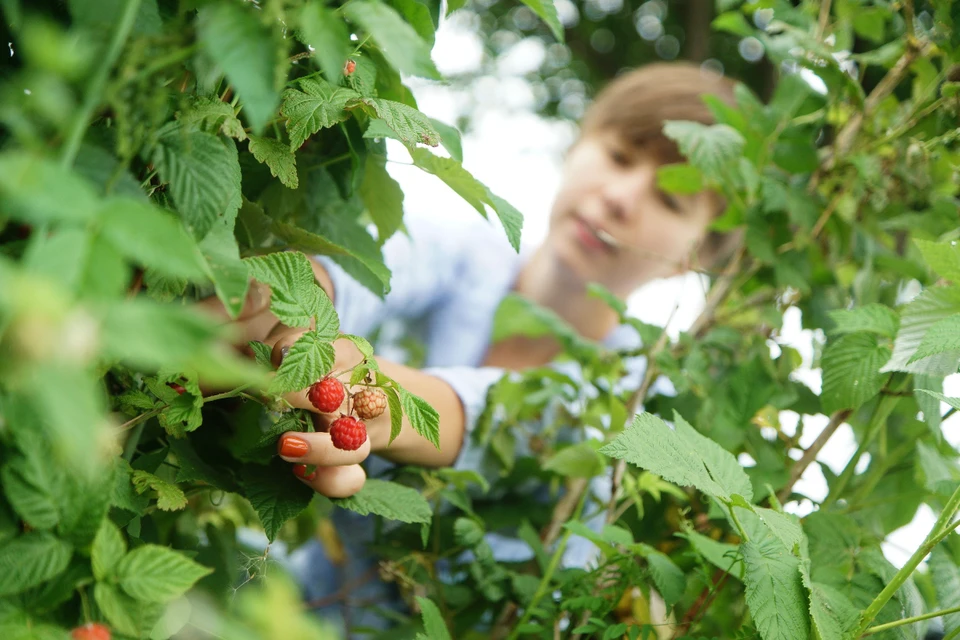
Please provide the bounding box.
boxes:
[329,415,367,451]
[344,59,356,76]
[308,377,345,413]
[167,383,186,395]
[353,388,387,420]
[71,623,111,640]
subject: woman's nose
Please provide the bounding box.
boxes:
[603,164,656,222]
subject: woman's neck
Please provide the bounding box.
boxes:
[483,248,624,370]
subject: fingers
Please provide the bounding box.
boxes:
[267,324,309,370]
[294,463,366,498]
[277,431,370,467]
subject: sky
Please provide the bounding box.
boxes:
[382,8,960,569]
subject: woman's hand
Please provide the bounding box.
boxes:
[265,323,376,498]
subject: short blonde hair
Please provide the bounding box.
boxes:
[579,62,743,268]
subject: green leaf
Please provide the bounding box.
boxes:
[245,251,336,329]
[100,300,223,370]
[342,1,440,79]
[297,0,352,85]
[679,529,744,579]
[360,153,404,243]
[389,0,437,45]
[600,412,750,502]
[453,517,485,547]
[385,385,403,444]
[341,333,375,359]
[882,286,960,375]
[800,565,859,640]
[674,411,754,502]
[518,0,564,41]
[409,147,488,215]
[249,340,273,368]
[68,0,161,36]
[177,96,247,140]
[415,596,452,640]
[333,478,433,524]
[909,314,960,363]
[241,460,315,541]
[98,198,208,281]
[92,520,127,581]
[400,388,441,450]
[360,100,440,146]
[484,191,524,253]
[197,2,280,135]
[712,11,753,36]
[93,582,164,638]
[827,304,900,338]
[57,465,114,547]
[116,544,212,602]
[152,125,242,241]
[852,8,887,43]
[168,438,236,492]
[248,136,299,189]
[281,78,360,151]
[917,389,960,410]
[646,550,685,609]
[820,333,891,413]
[916,441,960,495]
[930,545,960,636]
[657,163,704,195]
[543,441,606,478]
[915,375,944,440]
[270,331,336,395]
[663,121,745,181]
[742,507,804,553]
[430,117,463,162]
[0,533,72,597]
[199,213,250,320]
[131,470,188,511]
[0,152,99,223]
[1,453,61,531]
[741,530,809,640]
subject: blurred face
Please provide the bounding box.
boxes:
[545,131,720,296]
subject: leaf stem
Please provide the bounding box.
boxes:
[862,603,960,636]
[505,486,589,640]
[60,0,144,168]
[854,483,960,635]
[822,379,906,509]
[727,503,750,543]
[201,383,253,405]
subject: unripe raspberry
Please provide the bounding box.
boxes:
[353,388,387,420]
[308,377,345,413]
[71,623,111,640]
[329,415,367,451]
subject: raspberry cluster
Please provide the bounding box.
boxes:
[306,377,389,451]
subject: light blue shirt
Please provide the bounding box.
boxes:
[284,213,655,632]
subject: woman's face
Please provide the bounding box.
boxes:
[545,131,720,296]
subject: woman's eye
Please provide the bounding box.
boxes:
[608,148,630,167]
[660,191,683,213]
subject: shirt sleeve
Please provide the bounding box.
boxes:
[313,217,465,338]
[422,365,507,480]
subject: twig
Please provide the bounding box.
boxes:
[815,0,833,42]
[776,409,851,503]
[862,603,960,636]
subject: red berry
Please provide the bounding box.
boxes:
[167,383,186,395]
[308,377,345,413]
[329,415,367,451]
[344,59,357,76]
[71,623,111,640]
[353,388,387,420]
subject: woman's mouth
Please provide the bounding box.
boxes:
[575,218,620,253]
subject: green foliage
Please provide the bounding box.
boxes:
[1,0,959,638]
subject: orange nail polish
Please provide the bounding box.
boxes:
[293,464,317,481]
[278,435,309,458]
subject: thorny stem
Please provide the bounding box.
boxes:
[776,409,851,503]
[855,483,960,635]
[60,0,143,168]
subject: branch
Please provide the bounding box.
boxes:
[776,409,851,503]
[862,603,960,636]
[815,0,833,42]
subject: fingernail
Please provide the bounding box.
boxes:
[293,464,317,481]
[279,346,290,365]
[278,435,309,458]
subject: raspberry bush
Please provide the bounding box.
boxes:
[1,1,959,640]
